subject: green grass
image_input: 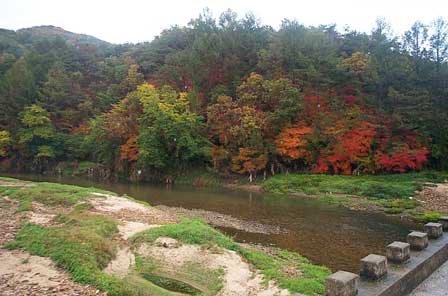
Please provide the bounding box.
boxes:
[17,197,33,212]
[132,219,238,249]
[6,206,189,296]
[132,219,331,296]
[124,275,186,296]
[416,211,443,223]
[0,177,113,208]
[262,171,448,200]
[0,176,23,182]
[135,256,222,295]
[174,169,222,187]
[378,198,421,214]
[5,210,135,296]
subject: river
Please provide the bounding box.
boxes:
[4,173,419,272]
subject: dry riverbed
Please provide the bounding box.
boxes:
[156,205,288,235]
[0,177,330,296]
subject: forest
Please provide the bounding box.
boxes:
[0,10,447,182]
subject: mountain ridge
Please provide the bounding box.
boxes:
[14,25,111,46]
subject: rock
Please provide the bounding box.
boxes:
[407,231,429,250]
[360,254,387,280]
[325,270,359,296]
[424,222,443,239]
[155,237,180,248]
[439,216,448,231]
[386,241,410,263]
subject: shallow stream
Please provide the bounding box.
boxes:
[5,174,420,272]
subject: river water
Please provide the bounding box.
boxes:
[4,174,419,272]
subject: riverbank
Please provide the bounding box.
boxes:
[0,177,331,296]
[6,168,448,225]
[250,171,448,223]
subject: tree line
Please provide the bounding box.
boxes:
[0,10,447,181]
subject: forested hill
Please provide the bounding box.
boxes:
[0,11,447,181]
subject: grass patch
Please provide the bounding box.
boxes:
[17,197,33,212]
[384,207,405,214]
[0,177,113,207]
[132,219,330,295]
[140,273,201,295]
[3,182,190,296]
[124,275,186,296]
[416,211,443,223]
[135,255,224,295]
[318,194,351,205]
[6,208,185,295]
[262,171,448,200]
[378,198,420,215]
[5,210,136,296]
[175,169,222,187]
[0,176,26,182]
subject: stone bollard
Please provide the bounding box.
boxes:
[439,216,448,231]
[360,254,387,280]
[407,231,428,250]
[386,241,410,263]
[325,270,359,296]
[424,222,443,239]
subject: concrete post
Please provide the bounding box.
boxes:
[424,222,443,239]
[407,231,428,250]
[360,254,387,280]
[325,270,359,296]
[439,216,448,231]
[386,241,410,263]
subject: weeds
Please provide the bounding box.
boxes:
[262,171,448,200]
[0,177,112,207]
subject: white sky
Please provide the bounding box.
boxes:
[1,0,447,44]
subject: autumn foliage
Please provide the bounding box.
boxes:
[1,13,443,179]
[201,73,431,177]
[276,126,312,161]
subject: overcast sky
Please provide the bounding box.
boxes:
[1,0,447,44]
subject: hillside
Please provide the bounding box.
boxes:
[16,25,110,46]
[0,12,447,182]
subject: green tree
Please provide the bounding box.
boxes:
[0,130,11,157]
[429,17,448,71]
[136,84,209,174]
[403,21,429,75]
[237,73,303,134]
[38,63,85,131]
[0,58,36,129]
[18,105,56,166]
